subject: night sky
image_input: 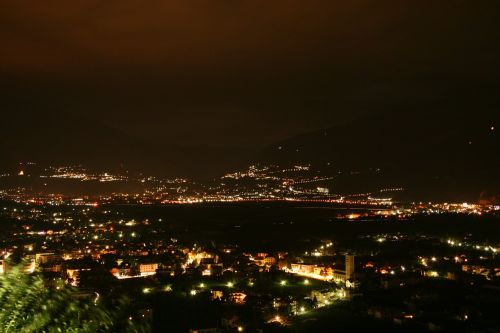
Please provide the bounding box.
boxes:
[1,1,499,173]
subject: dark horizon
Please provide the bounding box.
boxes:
[0,1,499,199]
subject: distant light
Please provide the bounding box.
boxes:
[18,170,25,176]
[304,279,309,285]
[143,288,151,294]
[300,307,305,313]
[227,282,234,288]
[237,326,244,332]
[190,290,197,296]
[199,283,205,288]
[280,280,287,286]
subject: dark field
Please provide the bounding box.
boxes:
[98,202,500,251]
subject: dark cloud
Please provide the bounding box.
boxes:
[0,0,499,148]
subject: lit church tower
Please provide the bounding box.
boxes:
[345,254,355,280]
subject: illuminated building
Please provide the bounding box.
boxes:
[345,254,355,280]
[228,292,247,304]
[139,263,159,276]
[35,253,61,265]
[253,256,276,267]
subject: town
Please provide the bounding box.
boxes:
[1,196,498,332]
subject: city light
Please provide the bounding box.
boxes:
[0,4,498,332]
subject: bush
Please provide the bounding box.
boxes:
[0,264,149,333]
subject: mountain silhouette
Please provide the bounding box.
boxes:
[258,109,499,202]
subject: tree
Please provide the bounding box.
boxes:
[0,264,150,333]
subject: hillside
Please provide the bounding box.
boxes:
[258,110,499,202]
